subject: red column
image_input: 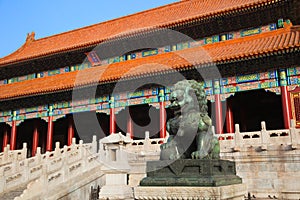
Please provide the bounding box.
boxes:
[67,115,74,146]
[226,101,234,133]
[160,101,166,139]
[127,115,133,138]
[2,126,9,151]
[215,94,223,134]
[110,107,116,134]
[32,120,39,156]
[281,86,292,129]
[10,120,17,150]
[46,116,54,151]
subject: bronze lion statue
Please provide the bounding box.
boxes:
[160,80,220,160]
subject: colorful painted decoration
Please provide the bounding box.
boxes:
[236,74,259,83]
[277,18,284,28]
[131,53,136,59]
[142,49,158,57]
[269,23,277,31]
[164,46,171,52]
[120,55,126,62]
[85,51,101,66]
[205,37,213,44]
[212,35,219,43]
[220,34,227,41]
[48,69,60,76]
[0,21,287,87]
[241,27,261,37]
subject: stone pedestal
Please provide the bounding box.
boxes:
[140,159,242,186]
[135,159,246,200]
[134,184,246,200]
[98,133,134,200]
[99,173,133,200]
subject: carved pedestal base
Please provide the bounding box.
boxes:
[140,159,242,186]
[134,184,247,200]
[136,159,245,199]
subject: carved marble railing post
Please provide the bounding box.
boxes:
[0,135,104,198]
[22,159,29,184]
[79,140,86,170]
[144,131,151,152]
[71,138,76,147]
[260,121,268,150]
[22,143,27,159]
[99,139,104,154]
[233,124,242,152]
[290,119,299,149]
[35,147,41,163]
[62,145,69,182]
[0,165,4,193]
[3,145,8,162]
[41,159,48,191]
[54,142,61,157]
[92,135,97,154]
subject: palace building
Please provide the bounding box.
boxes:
[0,0,299,158]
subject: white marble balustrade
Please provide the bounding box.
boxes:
[219,120,300,152]
[0,144,27,167]
[0,136,99,195]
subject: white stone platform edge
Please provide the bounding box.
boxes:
[134,183,247,200]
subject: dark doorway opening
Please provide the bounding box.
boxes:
[73,111,109,143]
[96,112,110,139]
[128,104,160,139]
[17,118,47,156]
[53,116,68,148]
[230,89,283,132]
[0,123,10,152]
[115,108,128,135]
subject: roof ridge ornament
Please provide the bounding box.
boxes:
[26,31,35,43]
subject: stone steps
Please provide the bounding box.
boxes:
[0,184,27,200]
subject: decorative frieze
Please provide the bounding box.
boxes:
[0,66,299,123]
[0,21,286,87]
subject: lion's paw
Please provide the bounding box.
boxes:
[191,151,207,159]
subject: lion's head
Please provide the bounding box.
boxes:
[169,80,208,115]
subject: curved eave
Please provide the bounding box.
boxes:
[0,26,298,101]
[0,0,285,67]
[0,47,298,102]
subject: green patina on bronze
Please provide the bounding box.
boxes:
[160,80,220,160]
[140,80,242,187]
[140,159,242,186]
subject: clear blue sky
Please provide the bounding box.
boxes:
[0,0,177,58]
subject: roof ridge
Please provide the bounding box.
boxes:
[1,27,298,100]
[33,1,184,43]
[32,0,276,44]
[0,0,285,66]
